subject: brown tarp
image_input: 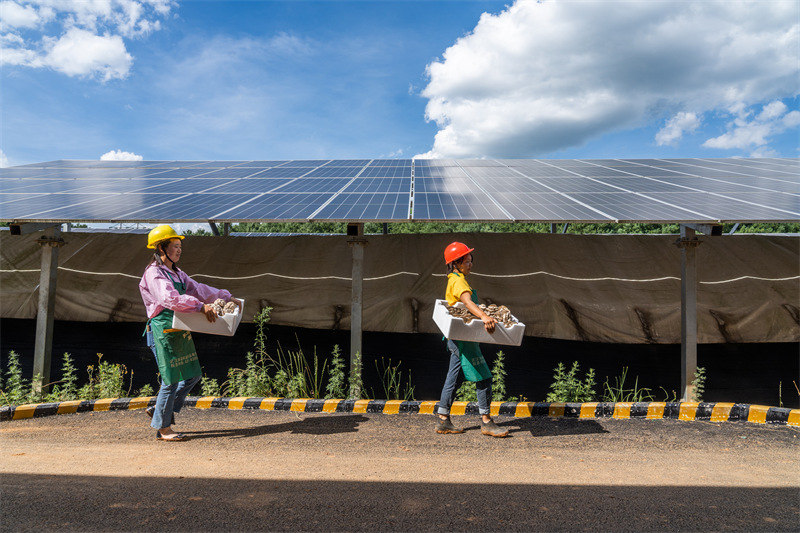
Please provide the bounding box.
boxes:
[1,232,798,344]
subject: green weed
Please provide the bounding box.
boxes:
[348,350,363,399]
[547,361,597,403]
[136,384,155,397]
[691,366,706,402]
[77,353,129,400]
[200,375,222,397]
[372,357,415,401]
[2,351,29,405]
[325,345,347,399]
[602,367,653,402]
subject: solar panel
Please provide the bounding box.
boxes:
[413,159,461,167]
[182,161,250,168]
[460,166,521,178]
[274,178,351,193]
[0,193,178,220]
[487,192,613,222]
[303,166,364,178]
[279,160,330,168]
[2,158,797,223]
[208,178,294,193]
[368,159,412,166]
[194,168,267,179]
[214,193,335,221]
[567,192,709,222]
[341,177,411,193]
[132,193,255,220]
[256,167,316,178]
[0,168,63,178]
[359,166,412,177]
[0,192,48,205]
[231,161,290,168]
[322,159,372,167]
[413,191,511,220]
[126,178,236,194]
[651,192,797,221]
[6,178,184,195]
[413,177,472,194]
[313,192,411,220]
[413,166,467,178]
[469,177,558,194]
[532,177,620,193]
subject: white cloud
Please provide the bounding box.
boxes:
[0,0,173,81]
[43,27,132,80]
[782,110,800,128]
[655,112,701,146]
[757,100,787,121]
[101,149,142,160]
[703,100,799,156]
[0,149,9,167]
[419,0,800,157]
[0,1,40,29]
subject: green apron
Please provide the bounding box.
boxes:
[146,269,202,386]
[449,288,492,382]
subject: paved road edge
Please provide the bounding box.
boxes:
[2,397,799,426]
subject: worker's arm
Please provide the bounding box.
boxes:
[459,291,496,333]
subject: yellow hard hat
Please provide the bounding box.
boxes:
[147,225,184,249]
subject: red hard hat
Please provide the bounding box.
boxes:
[444,242,474,264]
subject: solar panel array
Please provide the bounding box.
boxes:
[1,158,798,223]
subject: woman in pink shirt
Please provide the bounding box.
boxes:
[139,225,239,441]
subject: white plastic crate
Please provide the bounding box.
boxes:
[172,298,244,337]
[432,299,525,346]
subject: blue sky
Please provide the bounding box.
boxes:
[1,0,798,166]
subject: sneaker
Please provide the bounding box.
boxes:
[481,419,509,438]
[435,416,465,434]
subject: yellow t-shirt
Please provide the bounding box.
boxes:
[446,272,472,305]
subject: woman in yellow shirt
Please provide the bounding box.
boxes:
[436,242,509,437]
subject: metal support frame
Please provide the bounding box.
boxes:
[223,223,231,236]
[684,223,722,236]
[347,223,367,399]
[550,223,557,233]
[676,225,701,401]
[32,226,65,394]
[209,222,220,236]
[9,222,60,235]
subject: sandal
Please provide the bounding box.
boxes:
[156,430,187,441]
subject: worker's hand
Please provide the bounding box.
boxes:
[202,304,217,323]
[482,315,497,333]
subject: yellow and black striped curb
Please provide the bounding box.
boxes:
[2,397,799,427]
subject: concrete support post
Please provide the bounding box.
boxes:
[678,225,700,401]
[32,226,64,394]
[347,223,366,399]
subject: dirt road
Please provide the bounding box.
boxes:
[2,409,798,531]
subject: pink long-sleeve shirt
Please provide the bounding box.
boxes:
[139,263,232,319]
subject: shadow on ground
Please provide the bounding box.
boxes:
[180,414,369,440]
[3,474,796,531]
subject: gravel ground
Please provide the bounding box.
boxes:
[2,408,798,531]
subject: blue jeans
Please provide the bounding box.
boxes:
[146,328,200,430]
[438,339,492,416]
